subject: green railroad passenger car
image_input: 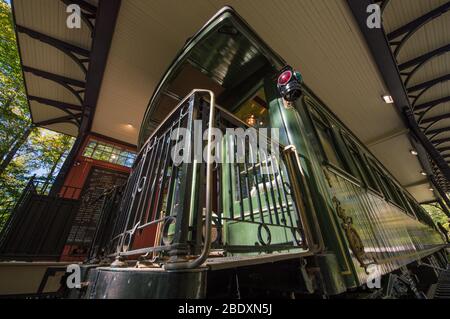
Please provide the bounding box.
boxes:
[82,7,448,299]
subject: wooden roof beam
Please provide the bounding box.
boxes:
[35,114,81,127]
[28,96,83,111]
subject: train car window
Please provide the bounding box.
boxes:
[345,144,362,180]
[369,159,416,215]
[345,139,380,190]
[388,181,406,209]
[410,200,422,220]
[414,203,435,227]
[368,162,382,189]
[382,176,399,204]
[419,206,435,227]
[370,162,395,202]
[406,197,419,218]
[399,191,414,215]
[363,155,382,193]
[400,192,416,218]
[309,109,345,170]
[406,198,435,227]
[416,207,426,223]
[233,87,269,128]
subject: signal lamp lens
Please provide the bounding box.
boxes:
[278,70,292,85]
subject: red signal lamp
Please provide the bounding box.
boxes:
[276,66,303,102]
[278,70,292,86]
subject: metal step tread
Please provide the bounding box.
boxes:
[434,265,450,299]
[205,250,313,271]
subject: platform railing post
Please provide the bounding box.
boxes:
[167,95,197,263]
[165,90,215,271]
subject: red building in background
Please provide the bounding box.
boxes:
[59,133,135,261]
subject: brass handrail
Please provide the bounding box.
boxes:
[283,145,324,253]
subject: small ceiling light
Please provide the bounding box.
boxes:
[382,95,394,104]
[246,115,256,126]
[410,149,419,156]
[429,187,434,192]
[420,171,427,176]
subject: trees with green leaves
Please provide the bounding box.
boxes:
[0,0,74,212]
[422,204,450,232]
[0,0,31,172]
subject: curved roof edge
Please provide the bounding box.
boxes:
[137,6,286,148]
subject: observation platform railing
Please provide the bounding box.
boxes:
[98,90,318,270]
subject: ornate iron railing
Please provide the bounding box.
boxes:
[87,185,125,262]
[101,90,313,269]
